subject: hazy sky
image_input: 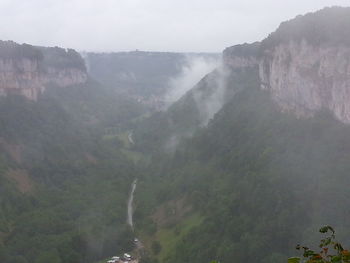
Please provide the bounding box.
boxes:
[1,0,349,52]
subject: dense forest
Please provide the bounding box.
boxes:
[134,68,350,263]
[261,6,350,49]
[130,8,350,262]
[2,6,350,263]
[0,80,147,263]
[0,41,43,60]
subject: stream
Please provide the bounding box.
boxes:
[127,179,137,230]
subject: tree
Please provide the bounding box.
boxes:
[151,240,162,255]
[35,249,62,263]
[288,226,350,263]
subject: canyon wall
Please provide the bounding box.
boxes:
[223,7,350,124]
[259,40,350,122]
[222,42,260,71]
[0,41,87,100]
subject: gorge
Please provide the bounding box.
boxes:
[1,6,350,263]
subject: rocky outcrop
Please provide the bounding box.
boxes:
[258,7,350,123]
[220,7,350,124]
[223,42,260,71]
[0,58,44,100]
[259,40,350,122]
[0,41,87,100]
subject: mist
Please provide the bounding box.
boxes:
[2,4,350,263]
[164,55,220,107]
[195,65,230,126]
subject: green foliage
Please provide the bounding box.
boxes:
[151,241,162,255]
[262,7,350,49]
[40,46,86,71]
[0,41,86,71]
[0,80,145,262]
[134,64,259,154]
[135,68,350,263]
[223,42,260,60]
[35,249,61,263]
[290,226,350,263]
[0,40,43,60]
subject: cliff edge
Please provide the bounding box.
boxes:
[0,41,87,100]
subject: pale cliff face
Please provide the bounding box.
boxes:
[0,54,87,101]
[260,40,350,123]
[0,58,43,100]
[223,43,260,71]
[44,67,87,88]
[223,53,259,70]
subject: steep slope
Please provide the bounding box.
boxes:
[136,74,350,263]
[84,51,219,110]
[259,7,350,123]
[135,7,350,153]
[141,85,350,263]
[0,42,147,263]
[134,43,259,153]
[133,7,350,263]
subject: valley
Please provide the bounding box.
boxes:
[1,5,350,263]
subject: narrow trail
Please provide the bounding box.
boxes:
[127,179,137,230]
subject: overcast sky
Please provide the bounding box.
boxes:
[0,0,349,53]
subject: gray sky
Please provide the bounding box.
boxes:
[1,0,349,52]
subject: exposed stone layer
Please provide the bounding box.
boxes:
[223,43,260,70]
[0,42,87,101]
[259,40,350,123]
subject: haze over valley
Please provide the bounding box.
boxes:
[1,3,350,263]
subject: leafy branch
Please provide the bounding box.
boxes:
[289,226,350,263]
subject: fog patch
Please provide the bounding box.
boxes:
[80,52,90,72]
[162,61,231,152]
[194,64,230,126]
[163,129,197,153]
[164,56,219,107]
[164,134,181,153]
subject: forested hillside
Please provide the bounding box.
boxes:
[131,7,350,263]
[2,6,350,263]
[0,79,146,263]
[134,57,258,153]
[134,71,350,263]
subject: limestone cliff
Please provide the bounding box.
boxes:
[221,7,350,124]
[0,41,87,100]
[223,42,260,71]
[258,7,350,123]
[259,40,350,122]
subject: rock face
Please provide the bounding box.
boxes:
[259,40,350,122]
[223,42,260,71]
[0,41,87,100]
[0,58,43,100]
[223,7,350,124]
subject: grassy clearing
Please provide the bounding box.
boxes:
[103,131,148,164]
[121,149,144,164]
[155,213,204,262]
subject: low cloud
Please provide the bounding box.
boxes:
[164,55,219,106]
[195,65,230,126]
